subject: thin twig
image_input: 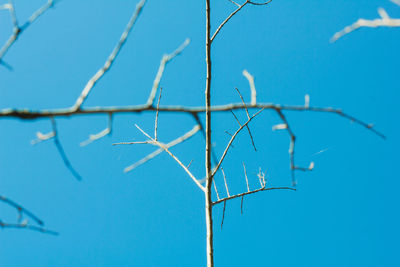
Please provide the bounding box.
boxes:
[51,118,82,181]
[210,0,272,43]
[243,162,250,192]
[146,39,190,106]
[331,6,400,42]
[242,70,257,105]
[241,195,244,214]
[134,124,205,192]
[211,108,265,179]
[80,113,113,146]
[0,221,58,235]
[235,87,257,151]
[213,186,296,205]
[122,125,200,172]
[221,168,230,197]
[154,88,163,141]
[0,195,44,225]
[221,200,226,229]
[73,0,146,110]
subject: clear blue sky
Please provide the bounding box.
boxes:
[1,0,399,266]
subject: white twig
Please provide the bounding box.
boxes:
[134,124,205,192]
[122,125,201,172]
[146,38,190,106]
[73,0,146,110]
[80,114,113,146]
[242,70,257,105]
[331,6,400,42]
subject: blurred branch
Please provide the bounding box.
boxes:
[0,0,57,68]
[331,4,400,42]
[73,0,146,110]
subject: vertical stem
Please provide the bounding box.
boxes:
[205,0,214,267]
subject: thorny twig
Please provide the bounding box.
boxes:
[211,0,272,43]
[130,124,205,191]
[213,186,295,205]
[235,87,257,151]
[117,125,201,172]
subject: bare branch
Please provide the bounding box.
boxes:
[132,124,205,192]
[0,0,57,66]
[235,87,257,151]
[221,200,226,229]
[154,88,163,141]
[73,0,146,110]
[121,125,201,172]
[146,39,190,106]
[210,0,272,43]
[0,195,44,226]
[51,118,82,181]
[242,70,257,105]
[211,108,265,179]
[80,113,113,146]
[331,6,400,42]
[221,168,230,197]
[0,221,58,235]
[31,130,55,145]
[243,162,250,192]
[213,186,295,205]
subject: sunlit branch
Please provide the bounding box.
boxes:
[80,113,113,146]
[331,5,400,42]
[119,124,201,172]
[213,186,295,205]
[211,108,265,179]
[0,0,57,67]
[210,0,272,43]
[146,39,190,106]
[133,124,205,192]
[73,0,146,110]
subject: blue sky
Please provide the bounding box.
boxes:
[0,0,399,266]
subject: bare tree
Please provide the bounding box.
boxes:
[0,1,384,266]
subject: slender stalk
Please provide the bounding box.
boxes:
[205,0,214,266]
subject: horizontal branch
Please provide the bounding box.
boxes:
[212,186,296,205]
[0,221,58,235]
[0,195,44,225]
[0,102,385,138]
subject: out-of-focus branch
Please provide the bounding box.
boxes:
[80,114,113,146]
[51,118,82,181]
[73,0,146,110]
[146,39,190,106]
[0,195,58,235]
[331,4,400,42]
[0,0,57,68]
[0,195,44,225]
[0,221,58,235]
